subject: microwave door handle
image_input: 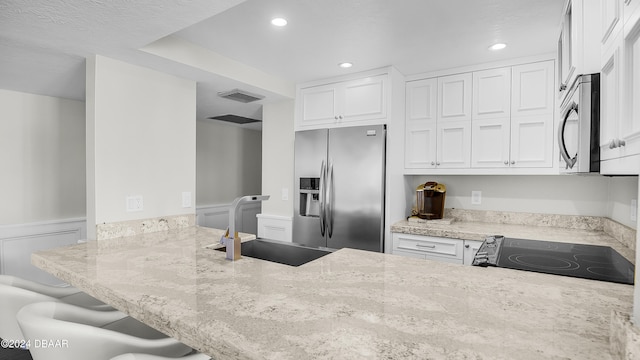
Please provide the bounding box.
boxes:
[319,161,326,236]
[558,103,578,169]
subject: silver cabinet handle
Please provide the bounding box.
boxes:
[559,83,567,92]
[465,244,470,248]
[431,161,436,166]
[436,162,441,166]
[416,243,436,249]
[609,138,626,149]
[510,160,515,165]
[504,160,509,165]
[338,115,343,120]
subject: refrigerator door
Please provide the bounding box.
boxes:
[293,129,328,248]
[327,125,385,252]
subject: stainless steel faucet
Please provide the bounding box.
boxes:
[220,195,270,261]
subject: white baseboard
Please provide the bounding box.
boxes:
[0,218,87,286]
[196,203,261,235]
[257,214,293,242]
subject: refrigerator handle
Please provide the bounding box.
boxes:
[327,161,334,238]
[319,160,326,237]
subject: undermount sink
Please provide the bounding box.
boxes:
[215,239,333,267]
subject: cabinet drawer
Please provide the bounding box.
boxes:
[392,233,463,260]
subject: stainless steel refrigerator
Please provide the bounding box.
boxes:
[293,124,385,252]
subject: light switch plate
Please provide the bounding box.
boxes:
[126,195,143,212]
[282,188,289,201]
[471,191,482,205]
[631,199,637,221]
[182,192,192,208]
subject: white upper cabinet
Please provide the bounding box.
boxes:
[405,59,555,174]
[405,78,437,169]
[471,67,511,168]
[471,61,554,169]
[558,0,602,99]
[510,61,555,168]
[599,0,640,174]
[471,68,512,168]
[438,73,472,122]
[296,72,388,130]
[437,73,472,168]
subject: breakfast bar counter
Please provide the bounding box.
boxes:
[32,226,633,359]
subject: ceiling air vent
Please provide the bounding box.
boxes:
[207,114,261,124]
[217,89,264,103]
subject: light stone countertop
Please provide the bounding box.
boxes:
[32,225,634,360]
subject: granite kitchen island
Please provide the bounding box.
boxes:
[32,226,633,359]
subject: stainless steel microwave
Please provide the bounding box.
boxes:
[558,73,600,173]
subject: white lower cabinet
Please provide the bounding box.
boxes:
[463,239,483,265]
[391,233,482,265]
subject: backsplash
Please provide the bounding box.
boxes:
[407,175,638,230]
[96,214,196,240]
[444,208,604,231]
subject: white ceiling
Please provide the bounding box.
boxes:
[1,0,564,130]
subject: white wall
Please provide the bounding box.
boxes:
[0,89,86,225]
[408,175,638,229]
[261,100,295,217]
[86,55,196,237]
[196,120,262,205]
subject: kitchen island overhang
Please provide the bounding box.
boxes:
[31,226,633,359]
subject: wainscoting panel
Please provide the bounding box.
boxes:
[257,214,293,242]
[196,203,261,235]
[0,218,86,286]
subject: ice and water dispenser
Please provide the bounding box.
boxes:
[299,177,321,217]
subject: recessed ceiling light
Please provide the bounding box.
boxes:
[338,62,353,68]
[271,17,288,27]
[489,43,507,51]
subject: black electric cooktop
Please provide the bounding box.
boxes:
[474,237,635,285]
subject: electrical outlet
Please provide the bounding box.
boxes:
[182,192,192,208]
[126,195,143,212]
[631,199,637,221]
[471,191,482,205]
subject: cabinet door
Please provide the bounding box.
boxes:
[510,61,555,168]
[559,2,576,93]
[510,115,554,168]
[437,120,471,168]
[463,240,483,266]
[511,61,555,118]
[298,83,338,127]
[343,74,387,122]
[438,73,472,122]
[624,0,640,27]
[600,32,623,161]
[602,0,623,51]
[622,14,640,158]
[471,68,512,168]
[472,68,511,120]
[471,118,511,168]
[405,79,437,168]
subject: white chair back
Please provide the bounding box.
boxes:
[17,302,192,360]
